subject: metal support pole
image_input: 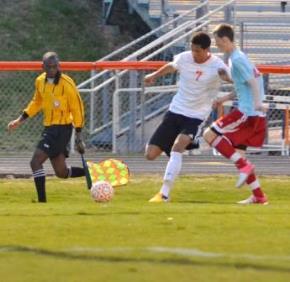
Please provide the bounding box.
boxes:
[161,0,168,26]
[112,71,120,154]
[239,22,244,52]
[89,70,96,134]
[196,0,208,28]
[263,74,269,94]
[129,68,138,152]
[224,5,231,23]
[284,107,289,155]
[161,0,166,15]
[102,72,110,125]
[140,71,146,151]
[263,74,270,148]
[196,0,208,18]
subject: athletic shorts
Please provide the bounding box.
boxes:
[148,111,203,156]
[37,124,73,158]
[211,109,266,148]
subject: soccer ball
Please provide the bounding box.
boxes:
[90,181,114,202]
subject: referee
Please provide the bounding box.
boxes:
[8,52,86,202]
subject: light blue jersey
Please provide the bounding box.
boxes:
[229,49,265,116]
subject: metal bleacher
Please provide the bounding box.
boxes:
[144,1,290,89]
[103,1,290,65]
[79,0,290,154]
[144,0,290,64]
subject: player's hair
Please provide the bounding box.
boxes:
[42,51,59,63]
[213,24,234,42]
[191,31,211,49]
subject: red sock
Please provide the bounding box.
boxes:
[213,136,235,159]
[235,158,248,169]
[253,188,265,198]
[246,173,265,198]
[246,173,256,185]
[213,137,247,168]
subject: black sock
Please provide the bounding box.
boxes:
[33,169,46,202]
[69,167,85,178]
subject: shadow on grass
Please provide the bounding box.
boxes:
[0,245,289,273]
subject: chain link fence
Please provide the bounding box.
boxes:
[83,67,290,155]
[1,68,290,156]
[0,71,91,154]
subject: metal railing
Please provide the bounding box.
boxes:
[77,0,236,153]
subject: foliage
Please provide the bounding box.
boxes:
[0,0,107,60]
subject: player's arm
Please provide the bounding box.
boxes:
[218,68,232,83]
[144,63,177,86]
[7,112,29,132]
[217,59,232,83]
[212,92,236,109]
[247,78,267,112]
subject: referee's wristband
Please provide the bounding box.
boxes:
[20,112,29,122]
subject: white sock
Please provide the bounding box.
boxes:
[230,152,242,163]
[160,151,182,197]
[249,179,260,191]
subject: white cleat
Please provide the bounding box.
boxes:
[237,195,268,205]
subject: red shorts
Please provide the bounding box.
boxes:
[211,109,266,148]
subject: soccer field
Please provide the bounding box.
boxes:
[0,175,290,282]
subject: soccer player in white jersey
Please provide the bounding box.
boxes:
[203,24,268,205]
[144,31,230,202]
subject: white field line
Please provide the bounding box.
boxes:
[68,246,290,261]
[1,246,290,262]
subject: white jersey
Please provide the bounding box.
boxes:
[169,51,229,120]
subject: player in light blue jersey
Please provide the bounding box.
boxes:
[203,24,268,205]
[230,49,265,116]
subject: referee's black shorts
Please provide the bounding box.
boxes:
[148,111,203,156]
[37,124,73,158]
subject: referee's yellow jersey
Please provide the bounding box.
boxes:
[24,73,84,128]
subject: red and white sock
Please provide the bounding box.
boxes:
[246,173,265,198]
[211,136,247,169]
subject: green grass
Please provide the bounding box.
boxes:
[0,175,290,282]
[0,0,134,61]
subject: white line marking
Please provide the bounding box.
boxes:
[1,246,290,262]
[68,246,290,261]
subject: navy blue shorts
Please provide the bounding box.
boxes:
[37,124,73,158]
[148,111,203,156]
